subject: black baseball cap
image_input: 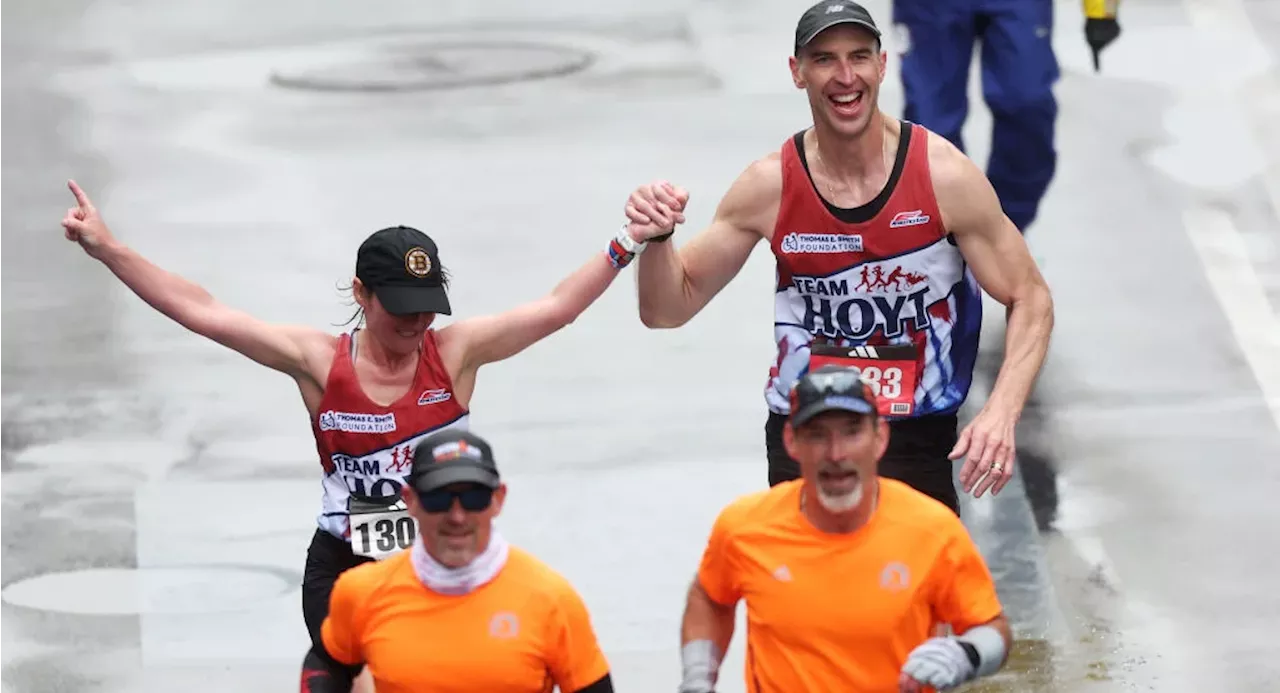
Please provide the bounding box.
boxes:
[355,226,451,316]
[408,429,501,494]
[789,363,877,427]
[794,0,882,54]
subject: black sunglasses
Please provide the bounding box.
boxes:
[417,485,494,514]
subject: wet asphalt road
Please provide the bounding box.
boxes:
[3,0,1280,691]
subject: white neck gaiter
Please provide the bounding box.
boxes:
[409,530,510,595]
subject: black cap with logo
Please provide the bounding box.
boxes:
[355,226,451,316]
[408,429,501,495]
[789,363,878,427]
[794,0,882,54]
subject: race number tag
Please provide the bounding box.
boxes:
[349,496,417,560]
[809,343,919,417]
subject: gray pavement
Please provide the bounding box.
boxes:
[4,0,1280,691]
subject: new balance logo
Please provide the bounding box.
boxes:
[826,4,845,13]
[418,388,452,406]
[772,565,792,582]
[889,210,931,228]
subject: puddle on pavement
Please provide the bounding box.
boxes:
[954,355,1137,691]
[962,636,1122,693]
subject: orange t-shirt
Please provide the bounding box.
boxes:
[697,478,1003,693]
[321,546,610,693]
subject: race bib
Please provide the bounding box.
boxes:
[809,343,919,417]
[349,496,417,560]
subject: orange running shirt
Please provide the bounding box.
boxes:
[697,478,1002,693]
[321,546,610,693]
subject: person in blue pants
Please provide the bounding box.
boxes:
[892,0,1060,234]
[892,0,1122,234]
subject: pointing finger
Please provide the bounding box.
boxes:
[68,179,94,212]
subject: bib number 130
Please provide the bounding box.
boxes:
[349,497,417,560]
[809,343,919,417]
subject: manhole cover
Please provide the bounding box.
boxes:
[269,39,595,92]
[1,565,298,615]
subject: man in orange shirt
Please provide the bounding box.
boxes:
[678,364,1012,692]
[302,428,616,693]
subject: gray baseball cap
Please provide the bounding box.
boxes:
[794,1,882,54]
[789,364,877,427]
[409,429,501,494]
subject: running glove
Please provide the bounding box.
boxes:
[900,637,976,690]
[1082,0,1122,72]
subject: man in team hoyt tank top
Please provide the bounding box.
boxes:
[619,1,1055,515]
[58,180,665,692]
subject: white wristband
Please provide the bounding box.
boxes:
[956,624,1007,678]
[615,223,647,256]
[678,640,721,692]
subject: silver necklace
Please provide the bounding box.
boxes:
[813,131,893,202]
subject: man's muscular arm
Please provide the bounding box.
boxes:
[629,158,779,329]
[931,134,1054,422]
[929,133,1055,496]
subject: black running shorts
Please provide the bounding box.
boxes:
[301,528,375,648]
[765,411,961,516]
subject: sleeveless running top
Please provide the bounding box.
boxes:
[312,328,469,539]
[765,121,984,419]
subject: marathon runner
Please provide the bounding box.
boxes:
[678,365,1011,692]
[58,180,658,692]
[622,1,1054,514]
[306,428,616,693]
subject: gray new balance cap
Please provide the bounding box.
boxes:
[794,1,882,54]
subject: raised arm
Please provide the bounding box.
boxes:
[60,180,330,383]
[437,222,659,378]
[628,157,780,329]
[928,136,1055,497]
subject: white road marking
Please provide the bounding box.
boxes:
[1039,1,1277,687]
[1183,206,1280,430]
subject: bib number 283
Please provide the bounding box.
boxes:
[349,496,417,560]
[809,343,919,417]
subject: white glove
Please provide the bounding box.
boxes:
[900,637,976,690]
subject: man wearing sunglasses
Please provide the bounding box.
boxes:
[303,429,616,693]
[678,364,1011,692]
